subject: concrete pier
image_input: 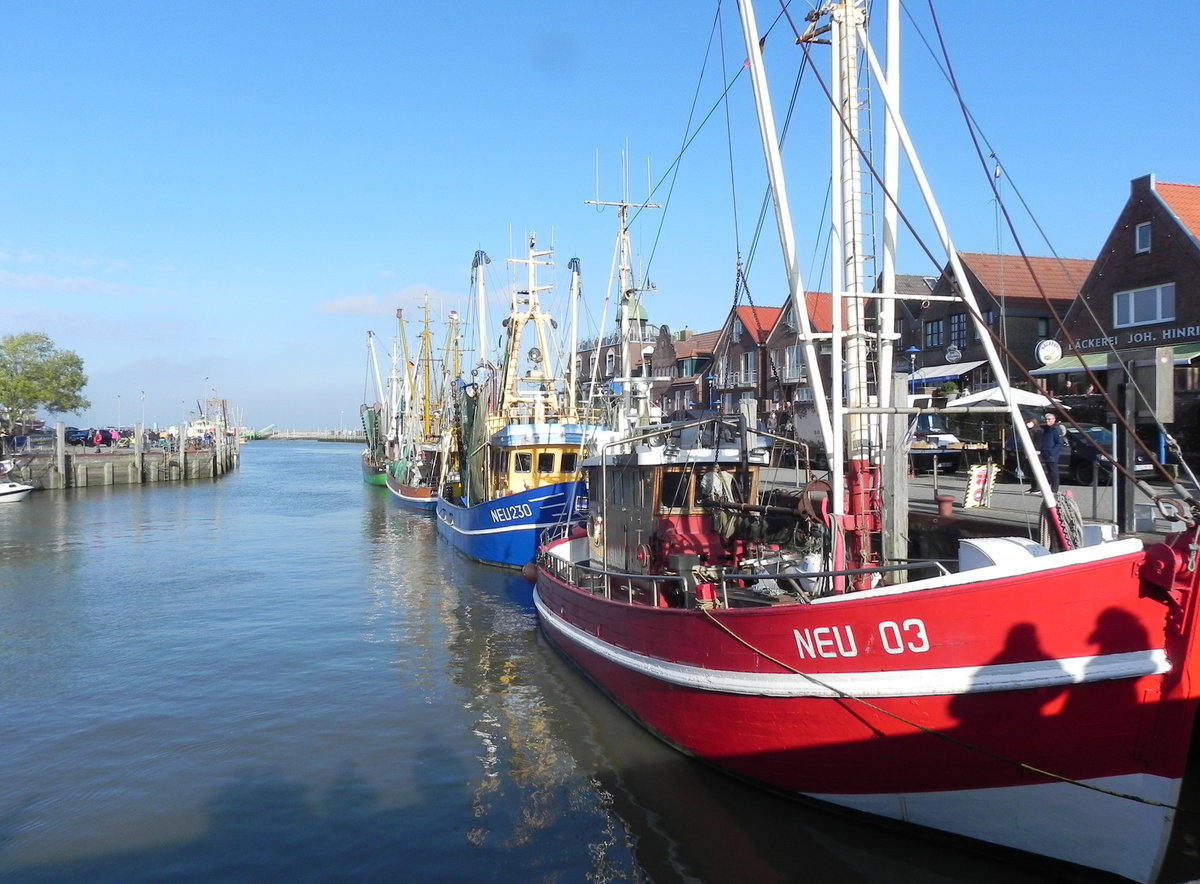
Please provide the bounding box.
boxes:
[7,423,238,490]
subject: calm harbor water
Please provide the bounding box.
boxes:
[2,440,1189,883]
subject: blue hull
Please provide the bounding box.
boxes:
[435,481,583,569]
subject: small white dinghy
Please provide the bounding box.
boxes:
[0,459,34,503]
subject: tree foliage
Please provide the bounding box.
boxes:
[0,332,90,431]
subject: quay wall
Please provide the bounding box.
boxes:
[268,430,365,442]
[8,432,238,490]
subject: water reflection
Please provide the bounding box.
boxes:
[0,443,1159,883]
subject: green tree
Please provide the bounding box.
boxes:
[0,332,90,432]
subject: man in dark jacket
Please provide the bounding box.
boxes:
[1038,412,1065,493]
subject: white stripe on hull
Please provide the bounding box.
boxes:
[533,591,1170,698]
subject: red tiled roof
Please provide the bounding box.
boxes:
[958,252,1092,305]
[673,330,720,358]
[1158,182,1200,239]
[802,292,834,333]
[734,305,781,343]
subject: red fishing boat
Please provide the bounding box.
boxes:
[534,3,1200,881]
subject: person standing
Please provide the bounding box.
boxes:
[1008,417,1040,488]
[1038,412,1065,493]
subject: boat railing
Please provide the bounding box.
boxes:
[540,545,952,607]
[540,552,692,608]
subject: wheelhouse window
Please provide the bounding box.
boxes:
[513,452,532,472]
[537,453,555,473]
[1114,283,1176,328]
[659,471,692,509]
[1135,221,1151,254]
[561,452,578,473]
[924,319,943,348]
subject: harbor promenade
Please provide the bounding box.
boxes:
[759,464,1187,542]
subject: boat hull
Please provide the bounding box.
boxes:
[436,481,583,570]
[535,536,1199,883]
[360,453,386,486]
[0,481,33,502]
[384,472,437,512]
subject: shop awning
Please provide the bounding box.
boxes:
[908,360,987,384]
[1031,343,1200,376]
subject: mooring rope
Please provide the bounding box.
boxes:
[699,607,1186,811]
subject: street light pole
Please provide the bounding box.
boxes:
[117,394,121,430]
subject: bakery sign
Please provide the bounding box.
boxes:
[1076,324,1200,350]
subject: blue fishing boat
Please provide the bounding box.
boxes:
[437,239,601,569]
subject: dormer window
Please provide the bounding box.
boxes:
[1135,221,1151,254]
[731,318,743,343]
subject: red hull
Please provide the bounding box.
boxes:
[535,535,1200,881]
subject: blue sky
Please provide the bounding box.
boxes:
[2,1,1196,431]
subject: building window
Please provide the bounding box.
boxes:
[924,319,943,349]
[1135,222,1151,254]
[1037,318,1050,338]
[949,313,968,347]
[1114,283,1176,328]
[972,309,994,342]
[605,351,616,373]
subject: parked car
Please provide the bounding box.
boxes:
[1061,424,1154,485]
[65,427,90,445]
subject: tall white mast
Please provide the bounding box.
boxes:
[567,256,581,412]
[735,0,835,458]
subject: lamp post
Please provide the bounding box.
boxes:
[905,347,920,394]
[141,391,145,430]
[117,394,121,430]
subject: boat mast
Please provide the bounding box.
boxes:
[417,300,434,439]
[735,1,834,455]
[567,256,581,416]
[832,1,883,578]
[396,309,415,458]
[586,191,660,434]
[501,236,556,422]
[472,250,490,369]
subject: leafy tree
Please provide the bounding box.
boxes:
[0,332,90,432]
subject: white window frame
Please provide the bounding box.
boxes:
[1135,222,1151,254]
[1113,282,1175,329]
